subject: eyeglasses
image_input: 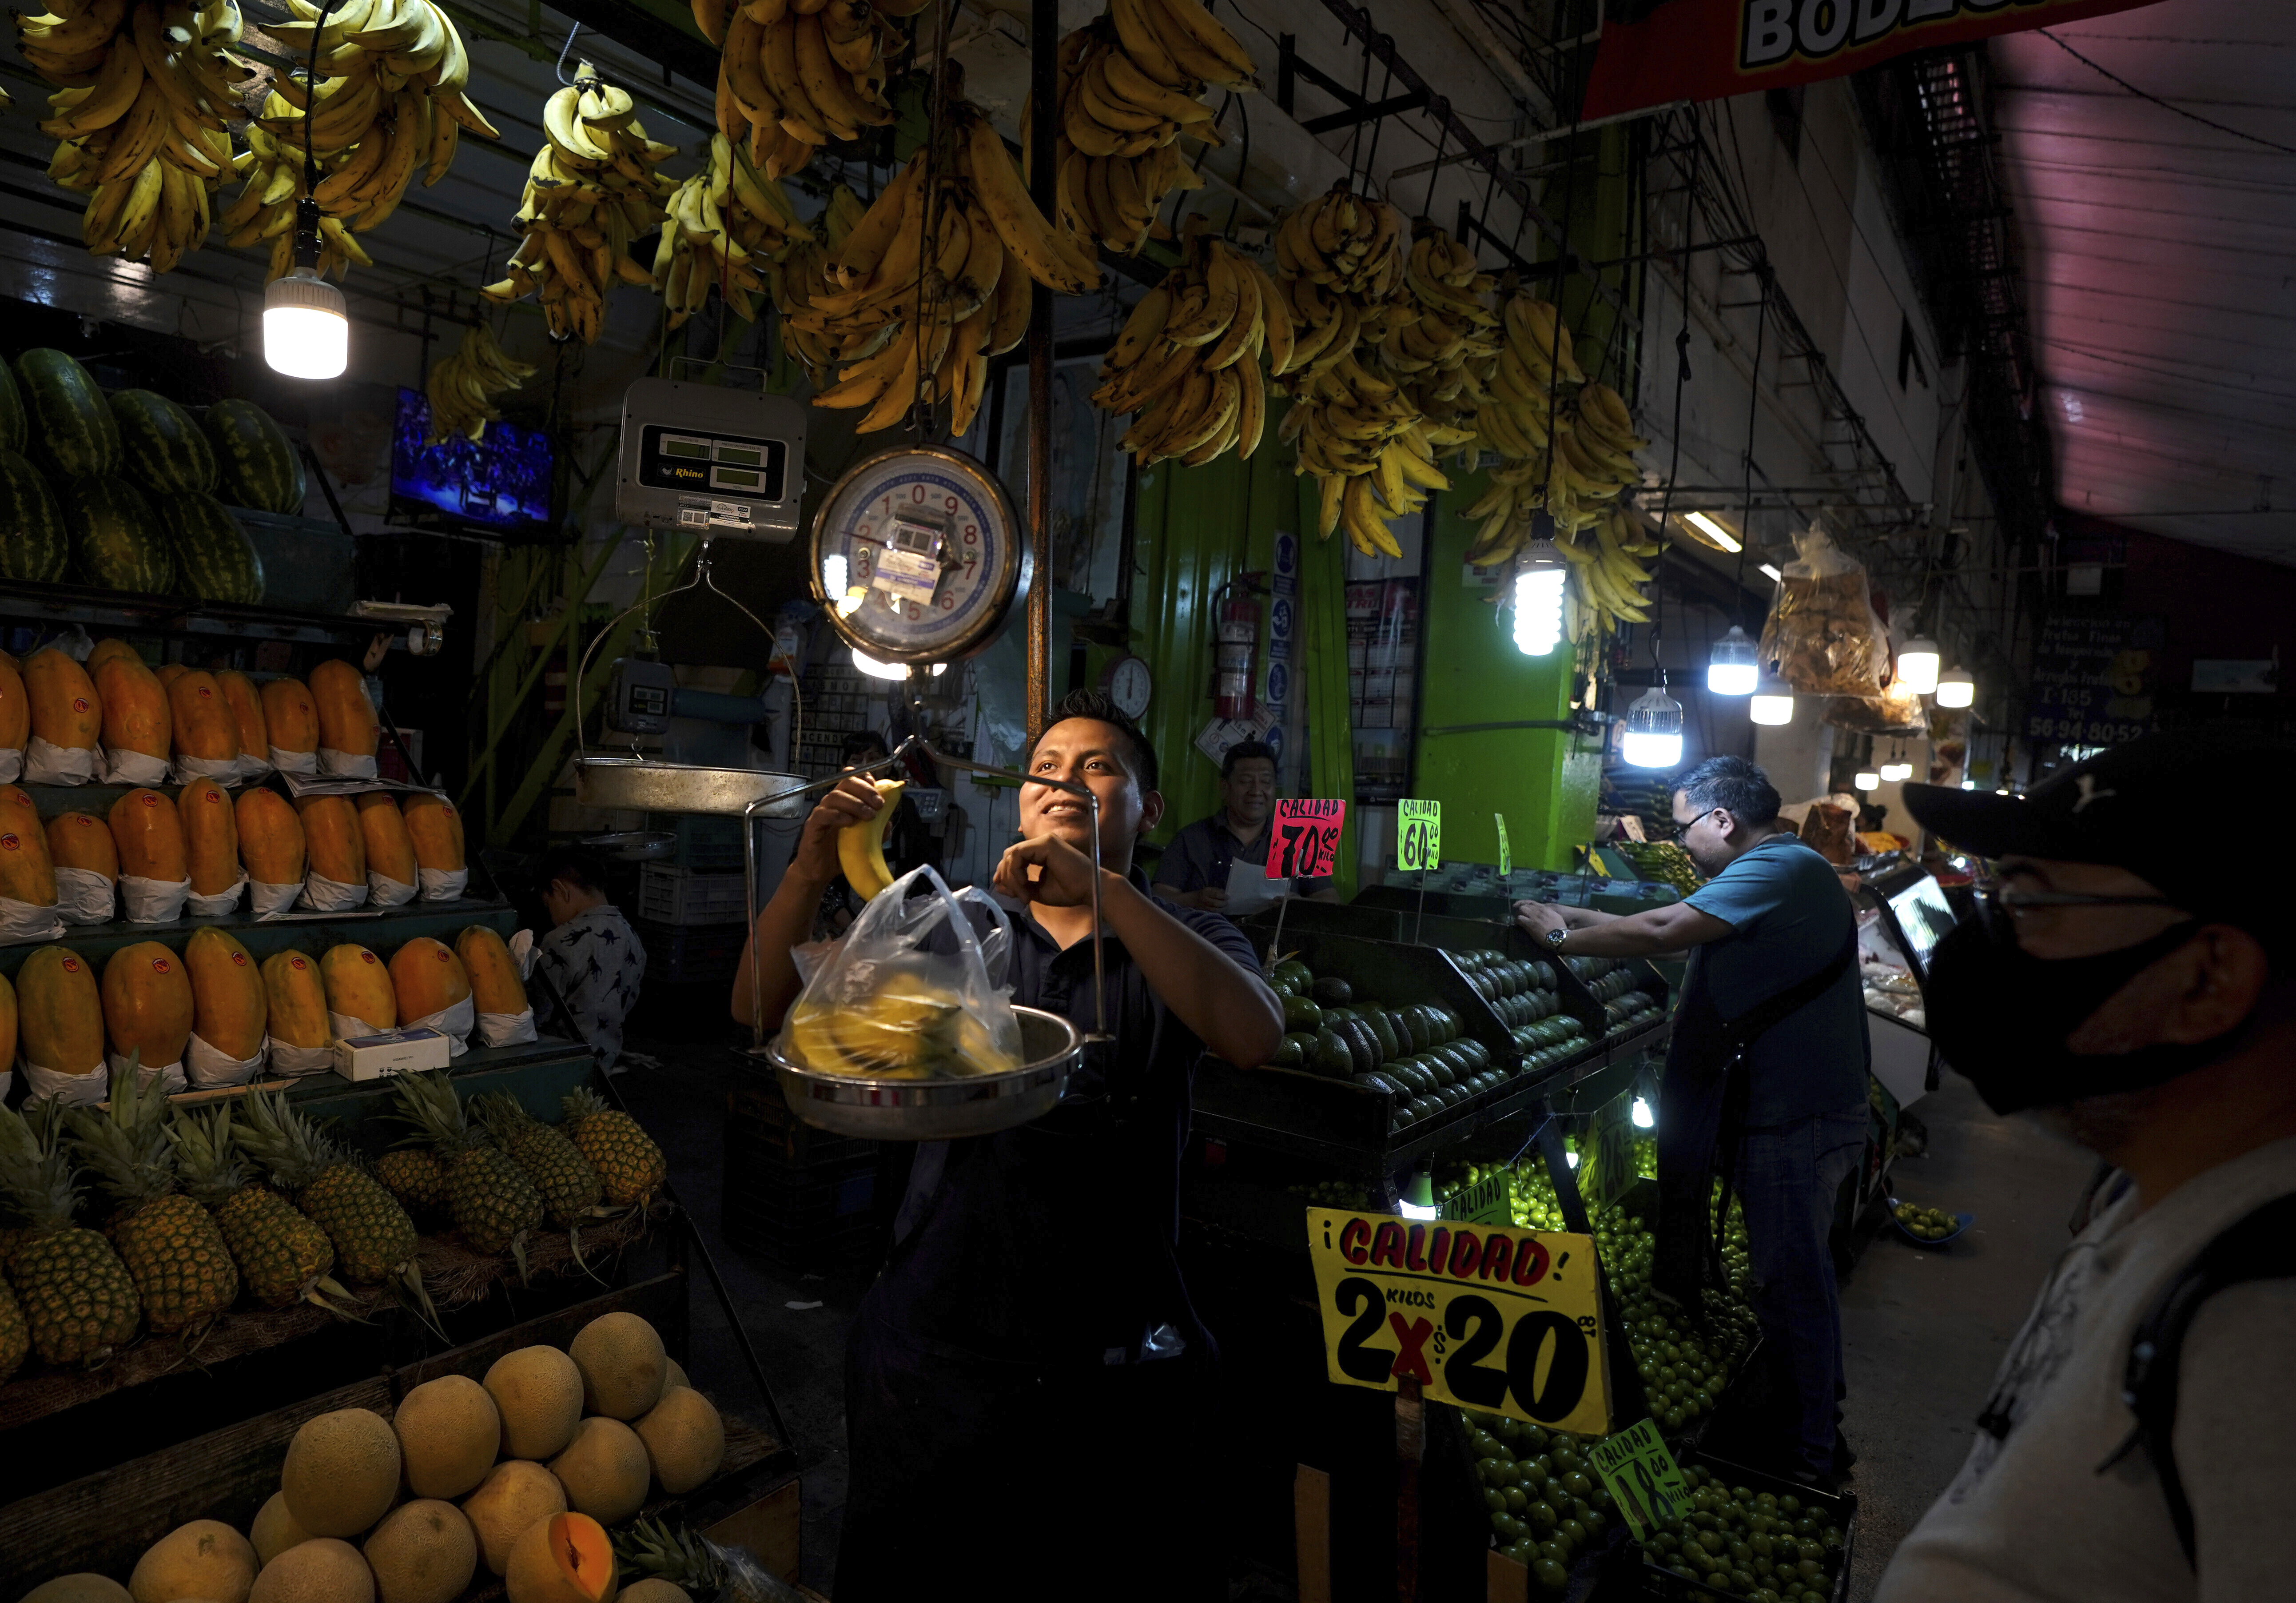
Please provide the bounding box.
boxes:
[1972,883,2181,935]
[1675,807,1720,836]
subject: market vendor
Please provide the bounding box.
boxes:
[1875,733,2296,1603]
[731,690,1285,1601]
[1152,739,1340,912]
[1512,754,1867,1487]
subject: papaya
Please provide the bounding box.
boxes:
[456,927,529,1017]
[23,647,101,753]
[155,663,187,687]
[0,785,58,906]
[102,939,195,1067]
[180,776,240,894]
[0,969,14,1079]
[0,655,27,752]
[85,638,143,675]
[235,787,306,884]
[309,659,377,758]
[402,794,466,873]
[320,944,396,1029]
[167,670,242,764]
[16,945,104,1075]
[261,676,319,758]
[91,650,170,762]
[109,787,188,881]
[184,927,267,1059]
[389,937,471,1021]
[44,810,118,879]
[356,793,418,886]
[262,949,331,1049]
[297,794,365,885]
[215,670,269,761]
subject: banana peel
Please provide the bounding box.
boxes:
[836,778,905,900]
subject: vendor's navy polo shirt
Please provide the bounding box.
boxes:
[1156,812,1333,899]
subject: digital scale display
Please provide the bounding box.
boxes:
[639,426,787,498]
[615,378,807,540]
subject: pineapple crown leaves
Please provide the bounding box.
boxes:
[560,1086,613,1127]
[470,1091,541,1140]
[166,1106,249,1212]
[67,1059,180,1211]
[613,1515,727,1592]
[387,1070,496,1158]
[0,1104,86,1234]
[232,1087,350,1192]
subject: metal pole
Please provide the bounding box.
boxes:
[1025,0,1058,738]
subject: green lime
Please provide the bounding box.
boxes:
[1532,1558,1570,1593]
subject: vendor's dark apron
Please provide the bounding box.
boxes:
[1654,931,1857,1300]
[835,973,1225,1603]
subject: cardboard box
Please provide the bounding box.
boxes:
[334,1027,452,1082]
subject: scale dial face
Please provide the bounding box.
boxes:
[811,447,1028,667]
[1104,654,1152,718]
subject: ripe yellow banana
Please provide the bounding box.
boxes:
[836,779,906,900]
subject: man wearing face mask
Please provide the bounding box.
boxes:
[1514,754,1868,1487]
[1872,734,2296,1603]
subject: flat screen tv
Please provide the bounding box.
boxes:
[390,385,553,534]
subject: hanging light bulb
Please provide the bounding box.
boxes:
[1749,670,1795,726]
[1897,636,1941,696]
[1622,683,1684,769]
[263,221,348,379]
[851,648,948,681]
[1707,624,1758,695]
[1936,665,1975,708]
[1510,542,1567,657]
[1854,770,1881,791]
[1631,1097,1655,1129]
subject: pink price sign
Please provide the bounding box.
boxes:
[1268,799,1346,881]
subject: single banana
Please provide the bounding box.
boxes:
[836,779,907,901]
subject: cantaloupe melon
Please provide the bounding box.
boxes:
[17,945,103,1075]
[21,1576,134,1603]
[400,795,463,873]
[184,928,267,1060]
[392,1374,500,1500]
[250,1491,315,1566]
[482,1346,583,1461]
[279,1408,401,1539]
[662,1357,688,1392]
[260,678,318,759]
[108,788,187,882]
[460,1461,565,1577]
[101,941,194,1068]
[318,945,395,1031]
[504,1513,616,1603]
[568,1312,667,1421]
[235,789,305,885]
[308,660,377,758]
[167,671,241,764]
[260,951,330,1049]
[455,927,528,1017]
[618,1583,690,1603]
[356,794,418,887]
[0,784,60,906]
[296,794,363,885]
[215,671,269,761]
[0,655,29,753]
[361,1500,475,1603]
[632,1386,724,1495]
[545,1417,649,1526]
[388,938,470,1022]
[92,652,170,762]
[128,1518,258,1603]
[247,1538,372,1603]
[46,810,118,879]
[24,647,101,753]
[179,777,239,895]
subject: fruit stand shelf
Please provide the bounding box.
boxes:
[0,895,516,973]
[0,573,383,648]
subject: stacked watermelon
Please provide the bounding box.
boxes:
[0,355,68,583]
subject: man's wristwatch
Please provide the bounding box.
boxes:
[1545,925,1568,950]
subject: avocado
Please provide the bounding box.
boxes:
[1311,1028,1354,1077]
[1455,1039,1491,1073]
[1338,1018,1380,1076]
[1311,975,1354,1007]
[1271,1034,1308,1068]
[1272,959,1313,993]
[1282,994,1324,1033]
[1426,1005,1459,1044]
[1364,1010,1401,1061]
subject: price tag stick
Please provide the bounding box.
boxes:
[1395,1376,1423,1603]
[1264,889,1292,980]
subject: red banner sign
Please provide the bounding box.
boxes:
[1583,0,2164,121]
[1269,799,1346,881]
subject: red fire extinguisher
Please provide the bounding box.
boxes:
[1211,574,1265,720]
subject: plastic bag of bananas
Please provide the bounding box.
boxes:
[423,322,536,444]
[226,0,496,280]
[778,865,1023,1081]
[26,0,252,273]
[780,100,1093,437]
[693,0,913,183]
[1035,0,1254,256]
[1091,219,1282,468]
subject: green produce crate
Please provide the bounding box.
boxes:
[1605,1447,1857,1603]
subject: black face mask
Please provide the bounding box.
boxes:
[1924,915,2245,1116]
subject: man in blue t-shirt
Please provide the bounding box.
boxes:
[1513,755,1867,1486]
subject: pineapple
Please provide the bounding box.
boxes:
[614,1517,726,1599]
[69,1063,240,1334]
[0,1103,142,1366]
[373,1148,450,1223]
[169,1105,342,1312]
[389,1072,543,1256]
[0,1278,25,1382]
[474,1093,602,1227]
[235,1088,419,1286]
[560,1088,665,1208]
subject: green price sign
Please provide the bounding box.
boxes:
[1586,1417,1690,1541]
[1397,799,1441,873]
[1495,813,1512,877]
[1440,1169,1509,1227]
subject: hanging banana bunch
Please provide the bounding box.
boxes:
[227,0,497,280]
[772,184,870,376]
[1090,223,1277,468]
[1552,503,1659,640]
[1462,297,1589,561]
[423,322,537,443]
[480,65,680,343]
[781,101,1096,437]
[654,131,811,329]
[1387,227,1498,464]
[693,0,909,183]
[1040,0,1253,255]
[25,0,251,273]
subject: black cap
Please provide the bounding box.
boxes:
[1903,730,2296,918]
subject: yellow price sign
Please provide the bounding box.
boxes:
[1306,1210,1611,1436]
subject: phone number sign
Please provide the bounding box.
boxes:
[1306,1210,1610,1436]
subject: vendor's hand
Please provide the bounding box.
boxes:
[790,775,886,888]
[994,830,1109,909]
[1512,899,1568,942]
[1193,886,1230,911]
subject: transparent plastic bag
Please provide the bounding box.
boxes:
[1759,526,1888,696]
[776,864,1023,1079]
[1824,680,1927,735]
